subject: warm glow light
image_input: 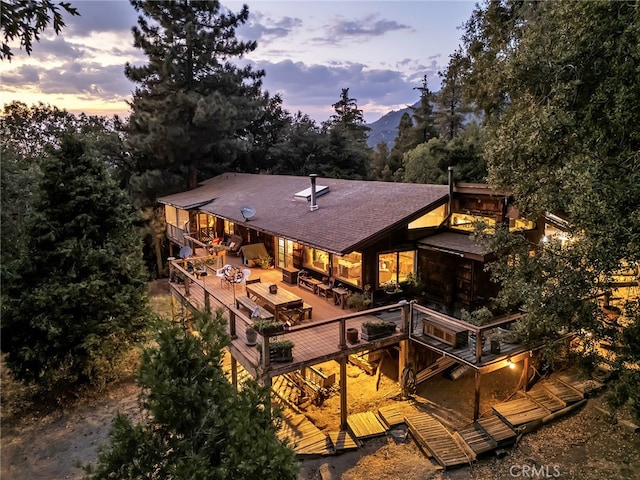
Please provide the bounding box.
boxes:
[508,359,516,369]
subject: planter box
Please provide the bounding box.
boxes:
[269,346,293,362]
[361,323,396,341]
[422,317,468,347]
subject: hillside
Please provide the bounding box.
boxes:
[365,102,417,150]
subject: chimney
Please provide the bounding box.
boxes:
[309,174,319,211]
[448,166,454,217]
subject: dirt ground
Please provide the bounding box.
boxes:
[2,280,639,480]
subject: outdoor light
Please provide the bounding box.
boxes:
[508,358,515,369]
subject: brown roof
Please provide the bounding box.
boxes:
[417,232,489,261]
[159,173,449,253]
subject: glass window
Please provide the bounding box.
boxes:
[224,219,235,235]
[509,218,536,231]
[408,205,446,229]
[378,251,416,288]
[334,251,362,287]
[451,214,495,232]
[177,209,190,230]
[164,205,177,226]
[303,246,329,274]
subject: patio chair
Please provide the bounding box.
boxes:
[225,234,244,256]
[215,264,232,287]
[240,268,252,290]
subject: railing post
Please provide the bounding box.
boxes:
[229,310,237,339]
[262,334,270,369]
[339,318,346,349]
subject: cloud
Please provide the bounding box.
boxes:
[239,11,303,44]
[64,0,138,36]
[318,14,413,44]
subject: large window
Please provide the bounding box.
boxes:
[451,214,496,232]
[408,205,446,229]
[334,251,362,287]
[303,246,329,274]
[378,250,416,288]
[164,205,189,229]
[224,219,235,235]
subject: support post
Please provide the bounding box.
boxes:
[231,356,238,389]
[339,318,346,349]
[474,369,481,420]
[523,356,530,392]
[340,355,348,429]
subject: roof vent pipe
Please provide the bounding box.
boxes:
[448,166,454,217]
[309,174,319,211]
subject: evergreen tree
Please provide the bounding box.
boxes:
[124,0,265,190]
[386,112,415,181]
[321,88,371,179]
[84,310,300,480]
[370,141,390,181]
[409,75,438,145]
[435,50,470,140]
[2,135,151,386]
[462,0,640,420]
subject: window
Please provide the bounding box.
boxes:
[451,214,495,232]
[164,205,177,226]
[378,250,416,288]
[303,246,329,274]
[408,205,446,229]
[224,219,235,235]
[334,251,362,287]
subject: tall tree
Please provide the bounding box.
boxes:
[321,88,371,179]
[462,1,640,419]
[84,310,300,480]
[2,135,151,386]
[409,75,438,145]
[435,50,470,140]
[385,112,414,181]
[124,0,265,190]
[1,0,78,60]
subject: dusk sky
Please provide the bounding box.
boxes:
[0,0,477,124]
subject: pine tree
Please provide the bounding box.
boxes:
[2,135,151,386]
[410,75,438,145]
[435,51,470,140]
[84,310,300,480]
[124,0,265,190]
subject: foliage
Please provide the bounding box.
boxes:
[461,1,640,420]
[251,319,283,334]
[255,255,273,269]
[460,306,494,326]
[361,320,396,334]
[124,0,265,190]
[346,292,372,312]
[270,339,295,350]
[2,135,151,387]
[435,50,471,140]
[1,0,79,60]
[402,123,486,184]
[83,310,299,479]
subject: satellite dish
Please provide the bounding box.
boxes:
[240,206,256,221]
[179,246,193,259]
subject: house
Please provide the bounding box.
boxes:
[158,172,542,316]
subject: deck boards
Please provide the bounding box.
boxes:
[492,397,550,428]
[457,423,496,455]
[476,415,517,446]
[405,411,471,469]
[378,404,406,428]
[526,387,566,412]
[278,411,332,456]
[538,379,584,404]
[347,412,388,439]
[328,430,359,452]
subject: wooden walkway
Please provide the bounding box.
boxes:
[278,410,333,456]
[405,410,472,469]
[347,411,388,439]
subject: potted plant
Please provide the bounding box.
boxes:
[245,325,258,346]
[252,319,284,336]
[268,339,294,362]
[346,292,372,312]
[461,307,494,354]
[255,255,273,270]
[361,320,397,341]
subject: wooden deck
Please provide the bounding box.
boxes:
[405,410,472,469]
[347,412,388,439]
[169,256,409,380]
[278,410,333,456]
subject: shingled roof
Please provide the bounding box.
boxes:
[158,173,449,253]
